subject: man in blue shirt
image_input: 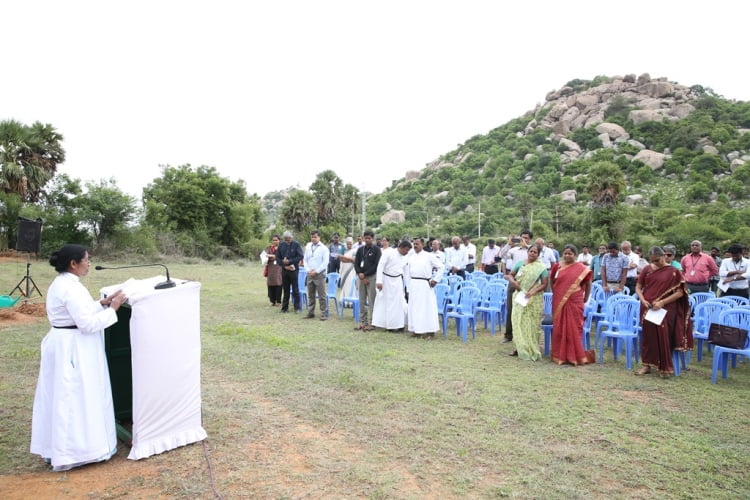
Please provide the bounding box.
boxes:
[590,244,607,281]
[304,230,330,320]
[600,242,630,292]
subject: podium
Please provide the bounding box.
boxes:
[102,276,207,460]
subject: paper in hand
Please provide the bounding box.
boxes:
[515,291,529,307]
[644,307,667,325]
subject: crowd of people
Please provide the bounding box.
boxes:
[263,230,750,373]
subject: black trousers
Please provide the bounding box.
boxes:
[687,283,710,294]
[281,268,300,311]
[723,287,750,299]
[483,264,499,275]
[504,284,514,340]
[625,277,637,296]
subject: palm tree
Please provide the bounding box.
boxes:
[586,161,627,240]
[0,120,65,202]
[309,170,344,226]
[586,161,625,208]
[280,190,316,234]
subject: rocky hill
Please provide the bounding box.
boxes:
[367,73,750,250]
[264,73,750,252]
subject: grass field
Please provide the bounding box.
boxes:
[1,256,749,499]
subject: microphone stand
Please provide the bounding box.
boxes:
[95,264,177,289]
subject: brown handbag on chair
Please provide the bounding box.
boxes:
[708,323,749,349]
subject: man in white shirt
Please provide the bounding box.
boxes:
[462,235,477,273]
[719,243,750,299]
[535,238,556,270]
[577,246,593,266]
[303,230,330,320]
[372,240,412,332]
[620,240,640,295]
[480,239,501,275]
[444,236,468,278]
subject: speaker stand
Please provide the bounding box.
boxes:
[10,261,43,299]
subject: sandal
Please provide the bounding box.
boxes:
[354,325,365,331]
[635,366,651,376]
[363,325,376,331]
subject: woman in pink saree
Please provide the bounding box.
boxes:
[550,244,592,365]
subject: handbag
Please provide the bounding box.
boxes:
[263,265,269,277]
[585,349,596,364]
[708,322,749,349]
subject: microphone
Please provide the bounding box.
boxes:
[94,264,177,289]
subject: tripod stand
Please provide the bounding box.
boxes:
[11,261,43,299]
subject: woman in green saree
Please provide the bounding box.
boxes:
[507,245,549,360]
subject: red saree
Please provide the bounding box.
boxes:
[637,264,693,375]
[551,262,592,365]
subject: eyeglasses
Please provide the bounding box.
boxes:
[665,253,673,256]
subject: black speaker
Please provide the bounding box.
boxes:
[16,217,43,253]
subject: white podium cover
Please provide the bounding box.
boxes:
[101,276,207,460]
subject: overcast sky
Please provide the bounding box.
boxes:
[4,1,748,200]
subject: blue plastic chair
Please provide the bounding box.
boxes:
[709,297,740,308]
[594,293,638,348]
[471,270,488,281]
[542,292,553,357]
[692,301,730,361]
[297,268,308,309]
[444,274,464,295]
[340,277,360,323]
[689,292,716,314]
[597,298,641,370]
[443,286,481,341]
[325,272,341,317]
[720,295,750,307]
[475,282,507,336]
[434,282,451,329]
[711,308,750,383]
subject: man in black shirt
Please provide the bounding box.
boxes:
[354,230,382,331]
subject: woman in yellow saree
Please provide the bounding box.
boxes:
[508,245,549,360]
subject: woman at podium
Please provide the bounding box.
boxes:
[30,244,127,471]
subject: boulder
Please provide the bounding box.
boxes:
[558,138,582,153]
[560,190,577,203]
[584,112,605,128]
[633,150,667,170]
[626,139,646,150]
[702,145,720,155]
[598,133,612,148]
[404,170,420,181]
[575,94,600,109]
[624,194,644,205]
[672,103,695,119]
[596,122,627,139]
[552,120,571,136]
[730,158,745,171]
[629,109,669,125]
[640,81,674,98]
[636,73,651,86]
[524,118,537,134]
[380,210,405,224]
[548,102,569,119]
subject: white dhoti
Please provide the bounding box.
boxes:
[407,279,440,334]
[372,274,407,329]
